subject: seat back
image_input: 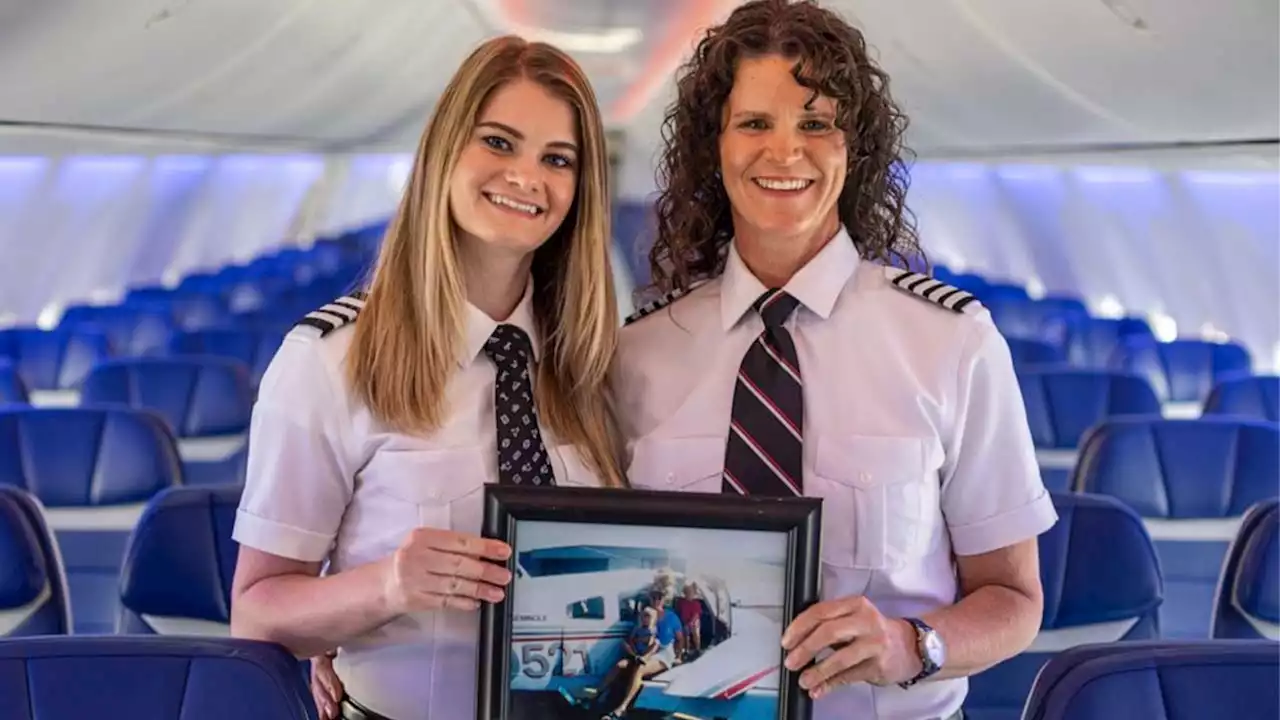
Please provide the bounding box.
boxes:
[79,357,253,439]
[1005,338,1065,370]
[1115,337,1253,407]
[1204,374,1280,422]
[80,357,253,485]
[1022,639,1280,720]
[1017,370,1161,493]
[0,486,70,636]
[168,328,284,386]
[964,493,1162,720]
[118,485,242,635]
[0,406,182,633]
[1212,499,1280,640]
[1065,317,1155,369]
[59,305,174,358]
[0,327,111,399]
[0,359,29,405]
[1073,417,1280,637]
[0,635,318,719]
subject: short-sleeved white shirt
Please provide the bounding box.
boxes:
[232,286,604,720]
[611,228,1058,720]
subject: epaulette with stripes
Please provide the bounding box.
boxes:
[624,283,701,326]
[882,267,984,315]
[294,291,368,337]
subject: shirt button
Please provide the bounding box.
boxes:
[665,473,675,485]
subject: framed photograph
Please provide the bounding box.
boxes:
[476,484,822,720]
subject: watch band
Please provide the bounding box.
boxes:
[899,617,941,688]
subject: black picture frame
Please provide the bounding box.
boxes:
[476,484,822,720]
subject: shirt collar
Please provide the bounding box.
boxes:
[720,225,861,331]
[462,277,541,367]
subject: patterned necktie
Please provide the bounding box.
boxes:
[483,324,554,486]
[722,289,803,496]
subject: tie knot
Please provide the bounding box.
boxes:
[484,324,533,362]
[753,289,800,328]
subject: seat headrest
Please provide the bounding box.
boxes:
[119,486,243,623]
[1205,374,1280,423]
[1024,639,1280,720]
[1066,317,1154,368]
[1117,337,1253,403]
[1040,493,1162,630]
[0,635,315,719]
[1234,502,1280,625]
[80,358,253,437]
[0,491,48,608]
[1075,417,1280,518]
[0,327,111,391]
[0,407,181,507]
[1018,370,1162,449]
[1005,338,1064,369]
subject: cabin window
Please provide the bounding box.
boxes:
[567,596,605,620]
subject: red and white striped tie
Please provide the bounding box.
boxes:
[722,289,803,497]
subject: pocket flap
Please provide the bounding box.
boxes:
[627,436,725,491]
[815,435,929,488]
[366,447,488,504]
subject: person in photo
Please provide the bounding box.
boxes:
[674,582,706,660]
[594,588,685,720]
[566,606,659,711]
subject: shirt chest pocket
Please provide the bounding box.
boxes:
[811,435,939,571]
[363,448,489,540]
[625,436,725,494]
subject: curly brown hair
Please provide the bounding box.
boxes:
[645,0,923,296]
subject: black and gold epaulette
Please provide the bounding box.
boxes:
[882,267,984,315]
[624,284,700,326]
[293,291,368,337]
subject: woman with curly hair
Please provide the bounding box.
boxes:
[612,1,1056,718]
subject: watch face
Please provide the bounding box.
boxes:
[922,630,946,668]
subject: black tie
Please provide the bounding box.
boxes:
[722,289,803,496]
[483,324,554,486]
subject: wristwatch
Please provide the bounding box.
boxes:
[898,617,945,688]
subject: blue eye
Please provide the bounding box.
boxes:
[802,119,832,132]
[545,154,574,169]
[483,135,511,151]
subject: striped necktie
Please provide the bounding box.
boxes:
[722,289,803,496]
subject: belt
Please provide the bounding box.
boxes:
[339,696,396,720]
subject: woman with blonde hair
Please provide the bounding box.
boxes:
[229,34,625,720]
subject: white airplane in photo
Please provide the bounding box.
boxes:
[510,553,784,719]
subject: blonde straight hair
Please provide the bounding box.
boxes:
[345,36,626,488]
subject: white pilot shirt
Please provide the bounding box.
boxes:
[232,284,603,720]
[611,227,1058,720]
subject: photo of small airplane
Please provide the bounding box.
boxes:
[508,544,784,720]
